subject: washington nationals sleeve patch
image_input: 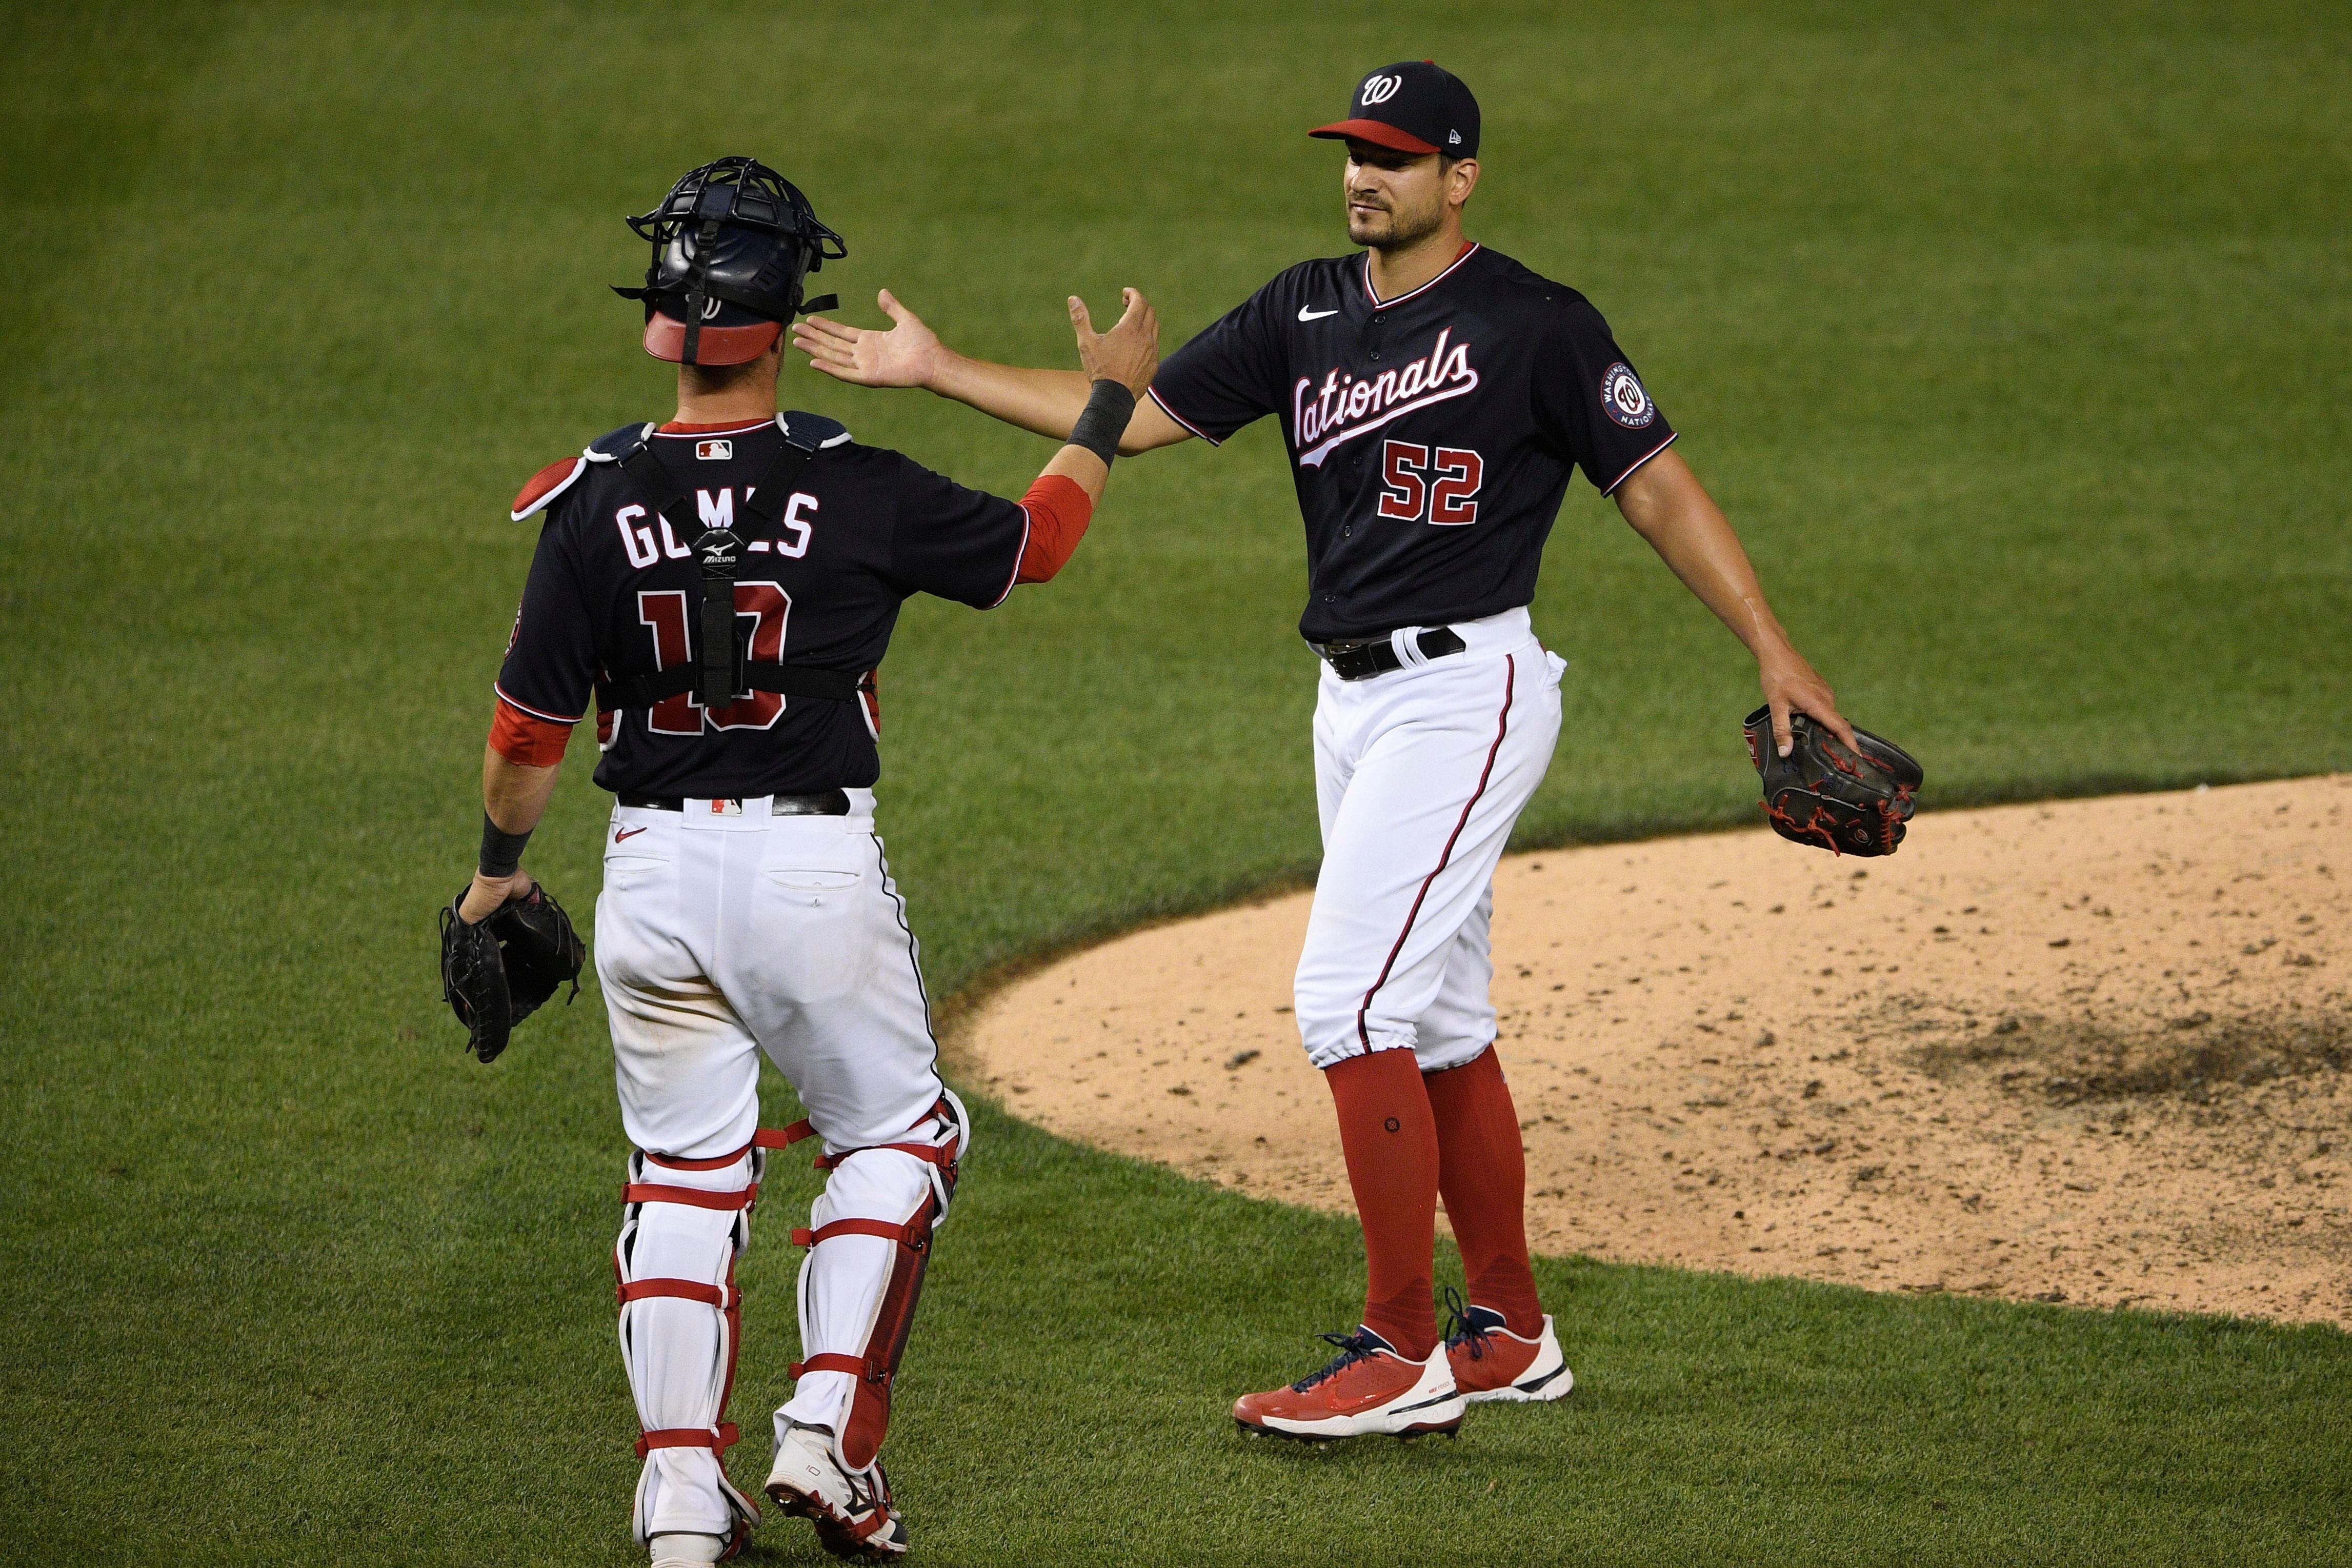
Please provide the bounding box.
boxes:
[1599,363,1657,430]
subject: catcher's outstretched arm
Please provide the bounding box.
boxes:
[458,747,561,923]
[1612,449,1857,758]
[793,289,1193,456]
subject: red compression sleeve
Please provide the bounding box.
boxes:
[1424,1047,1543,1336]
[1014,474,1095,584]
[488,697,573,767]
[1325,1049,1442,1358]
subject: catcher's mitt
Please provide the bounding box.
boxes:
[438,884,587,1063]
[1743,706,1923,857]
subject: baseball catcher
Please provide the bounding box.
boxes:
[442,155,1156,1564]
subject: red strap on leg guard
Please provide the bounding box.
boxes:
[634,1422,740,1458]
[641,1121,813,1170]
[789,1352,880,1380]
[644,1148,748,1172]
[616,1277,740,1310]
[620,1180,760,1211]
[790,1217,927,1250]
[755,1120,817,1150]
[808,1098,962,1174]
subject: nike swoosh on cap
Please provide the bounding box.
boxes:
[1297,305,1339,321]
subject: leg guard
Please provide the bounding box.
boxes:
[615,1124,818,1552]
[777,1094,968,1473]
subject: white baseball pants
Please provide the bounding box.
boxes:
[595,789,951,1544]
[1295,607,1566,1072]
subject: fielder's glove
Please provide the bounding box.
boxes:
[1743,705,1923,857]
[437,884,587,1063]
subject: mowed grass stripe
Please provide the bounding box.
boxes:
[2,3,2347,1563]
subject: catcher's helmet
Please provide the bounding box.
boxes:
[612,156,846,366]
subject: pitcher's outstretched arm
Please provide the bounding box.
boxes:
[794,288,1193,455]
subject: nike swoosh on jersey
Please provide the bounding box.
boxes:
[1297,305,1339,321]
[614,826,649,842]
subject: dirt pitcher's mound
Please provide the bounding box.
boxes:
[959,777,2352,1326]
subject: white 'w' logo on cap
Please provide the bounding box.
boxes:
[1360,74,1402,105]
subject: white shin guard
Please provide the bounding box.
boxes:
[616,1144,768,1547]
[776,1094,967,1474]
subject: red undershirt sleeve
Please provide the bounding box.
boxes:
[488,696,574,767]
[1013,474,1095,585]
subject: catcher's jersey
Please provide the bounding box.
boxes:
[1148,243,1676,643]
[495,413,1029,799]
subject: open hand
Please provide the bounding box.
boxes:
[793,289,945,390]
[1071,287,1158,398]
[1757,644,1858,759]
[458,868,535,926]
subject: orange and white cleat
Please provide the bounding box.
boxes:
[1232,1327,1465,1440]
[1442,1294,1573,1404]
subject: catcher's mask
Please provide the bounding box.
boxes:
[612,156,846,366]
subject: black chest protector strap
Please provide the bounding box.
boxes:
[609,427,852,712]
[598,661,873,711]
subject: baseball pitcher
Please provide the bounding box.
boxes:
[794,65,1858,1439]
[439,157,1156,1561]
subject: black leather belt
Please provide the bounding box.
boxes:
[1310,627,1467,681]
[616,789,852,816]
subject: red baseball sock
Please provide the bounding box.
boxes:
[1323,1048,1440,1358]
[1424,1046,1543,1337]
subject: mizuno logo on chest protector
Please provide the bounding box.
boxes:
[1292,328,1480,468]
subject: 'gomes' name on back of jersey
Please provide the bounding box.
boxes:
[1291,328,1478,468]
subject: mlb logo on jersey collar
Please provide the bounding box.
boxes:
[695,439,734,460]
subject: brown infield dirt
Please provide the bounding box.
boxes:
[955,776,2352,1328]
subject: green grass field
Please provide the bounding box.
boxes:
[5,3,2350,1563]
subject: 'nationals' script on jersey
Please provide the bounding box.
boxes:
[1149,244,1676,642]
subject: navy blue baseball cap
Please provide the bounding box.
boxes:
[1310,61,1480,158]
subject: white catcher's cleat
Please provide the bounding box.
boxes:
[648,1533,728,1568]
[1443,1295,1574,1404]
[766,1421,909,1561]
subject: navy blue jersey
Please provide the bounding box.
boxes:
[495,412,1029,798]
[1148,244,1676,642]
